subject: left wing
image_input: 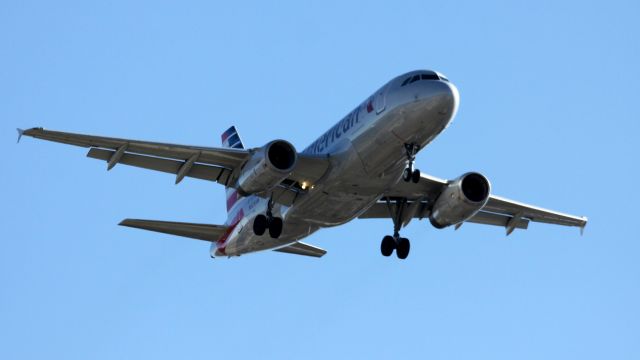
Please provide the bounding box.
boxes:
[19,127,329,205]
[360,173,587,235]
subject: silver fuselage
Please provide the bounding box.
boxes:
[214,70,459,257]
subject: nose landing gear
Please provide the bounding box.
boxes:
[252,197,283,238]
[402,143,421,183]
[379,197,411,260]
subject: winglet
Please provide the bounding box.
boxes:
[16,128,25,143]
[580,217,588,236]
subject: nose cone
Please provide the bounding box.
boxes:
[432,80,459,119]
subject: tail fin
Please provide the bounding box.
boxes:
[221,126,244,213]
[221,126,244,149]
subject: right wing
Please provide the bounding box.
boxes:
[20,127,329,205]
[361,172,587,235]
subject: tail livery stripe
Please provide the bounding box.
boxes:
[226,190,240,211]
[221,126,245,214]
[221,126,244,149]
[216,209,244,254]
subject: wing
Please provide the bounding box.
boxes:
[360,172,587,235]
[482,195,587,234]
[19,127,329,205]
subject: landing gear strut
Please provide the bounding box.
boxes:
[253,197,283,239]
[379,197,411,259]
[402,143,421,183]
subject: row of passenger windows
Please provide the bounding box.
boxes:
[400,73,444,86]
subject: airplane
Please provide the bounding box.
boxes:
[18,70,587,260]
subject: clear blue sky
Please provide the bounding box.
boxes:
[2,1,639,359]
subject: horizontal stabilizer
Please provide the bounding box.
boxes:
[273,241,326,258]
[119,219,227,242]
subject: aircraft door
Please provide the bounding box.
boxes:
[374,85,387,114]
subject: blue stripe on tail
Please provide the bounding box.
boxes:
[221,126,244,149]
[221,126,245,213]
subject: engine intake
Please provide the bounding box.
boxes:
[267,140,297,170]
[236,140,298,195]
[429,172,491,229]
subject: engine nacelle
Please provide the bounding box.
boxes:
[429,172,491,229]
[236,140,298,195]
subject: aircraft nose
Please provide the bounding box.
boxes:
[431,80,459,118]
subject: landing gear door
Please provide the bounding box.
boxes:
[374,85,387,114]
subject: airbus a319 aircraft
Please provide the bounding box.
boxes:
[19,70,587,260]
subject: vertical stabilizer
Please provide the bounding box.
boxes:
[221,126,244,150]
[221,126,245,213]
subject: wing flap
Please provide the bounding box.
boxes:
[87,148,232,185]
[359,195,583,234]
[273,241,327,258]
[359,201,530,229]
[466,211,529,229]
[119,219,227,242]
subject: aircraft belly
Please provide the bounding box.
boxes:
[352,101,452,176]
[286,138,386,226]
[292,190,379,227]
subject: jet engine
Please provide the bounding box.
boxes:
[429,172,491,228]
[236,140,298,195]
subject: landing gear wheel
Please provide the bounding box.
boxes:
[403,168,413,182]
[403,143,420,183]
[253,214,267,236]
[381,235,396,257]
[396,237,410,259]
[411,169,420,183]
[268,217,283,239]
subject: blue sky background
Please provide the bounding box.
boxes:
[1,1,639,359]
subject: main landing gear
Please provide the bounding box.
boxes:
[253,198,283,239]
[402,143,421,183]
[380,198,411,259]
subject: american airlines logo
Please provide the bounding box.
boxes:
[305,97,373,155]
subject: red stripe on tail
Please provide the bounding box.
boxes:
[226,190,239,211]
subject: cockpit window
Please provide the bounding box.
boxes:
[400,72,443,86]
[421,74,439,81]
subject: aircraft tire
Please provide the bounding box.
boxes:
[268,217,283,238]
[396,237,410,259]
[403,168,412,182]
[411,169,421,183]
[381,235,395,256]
[253,214,267,236]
